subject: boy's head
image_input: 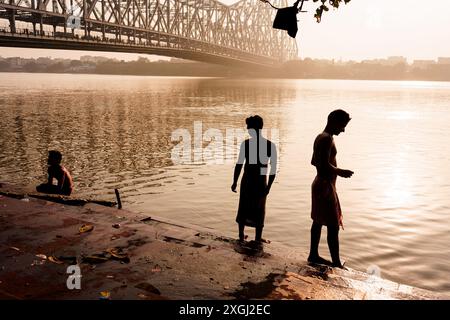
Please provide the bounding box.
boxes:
[327,109,351,135]
[48,150,62,165]
[246,115,264,137]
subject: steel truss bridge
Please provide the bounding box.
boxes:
[0,0,298,66]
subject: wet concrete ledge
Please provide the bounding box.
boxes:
[0,184,447,300]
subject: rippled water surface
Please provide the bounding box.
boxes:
[1,73,449,294]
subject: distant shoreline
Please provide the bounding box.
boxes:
[2,56,450,82]
[1,70,450,83]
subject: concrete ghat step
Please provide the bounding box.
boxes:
[0,189,447,300]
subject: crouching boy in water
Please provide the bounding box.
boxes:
[36,150,73,196]
[308,109,353,268]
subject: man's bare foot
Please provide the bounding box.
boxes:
[239,235,248,242]
[331,260,347,269]
[307,255,332,266]
[249,240,263,250]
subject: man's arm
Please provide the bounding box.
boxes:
[57,171,66,191]
[266,142,278,195]
[317,136,353,178]
[231,142,246,192]
[47,167,54,185]
[231,164,243,193]
[266,174,276,195]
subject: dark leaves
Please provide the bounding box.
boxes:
[312,0,351,23]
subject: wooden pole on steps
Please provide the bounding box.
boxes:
[114,189,122,209]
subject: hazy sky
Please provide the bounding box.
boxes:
[296,0,450,61]
[1,0,449,62]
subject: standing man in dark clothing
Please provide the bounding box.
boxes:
[231,115,278,244]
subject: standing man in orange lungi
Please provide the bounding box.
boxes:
[308,109,353,268]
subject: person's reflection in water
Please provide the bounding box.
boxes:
[309,109,354,268]
[231,115,277,247]
[36,150,73,196]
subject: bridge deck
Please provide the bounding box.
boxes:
[0,1,298,66]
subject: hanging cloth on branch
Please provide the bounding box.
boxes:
[261,0,307,38]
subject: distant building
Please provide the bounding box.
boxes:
[6,57,23,66]
[438,57,450,65]
[68,65,95,72]
[386,56,407,65]
[313,59,334,65]
[361,59,382,65]
[53,58,72,66]
[362,57,407,66]
[412,59,436,69]
[334,59,347,66]
[80,55,110,63]
[36,57,53,65]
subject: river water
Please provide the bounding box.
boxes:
[1,73,449,294]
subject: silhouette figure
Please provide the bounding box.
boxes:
[36,150,73,196]
[308,110,353,268]
[231,115,277,244]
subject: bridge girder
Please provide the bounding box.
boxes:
[0,0,298,66]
